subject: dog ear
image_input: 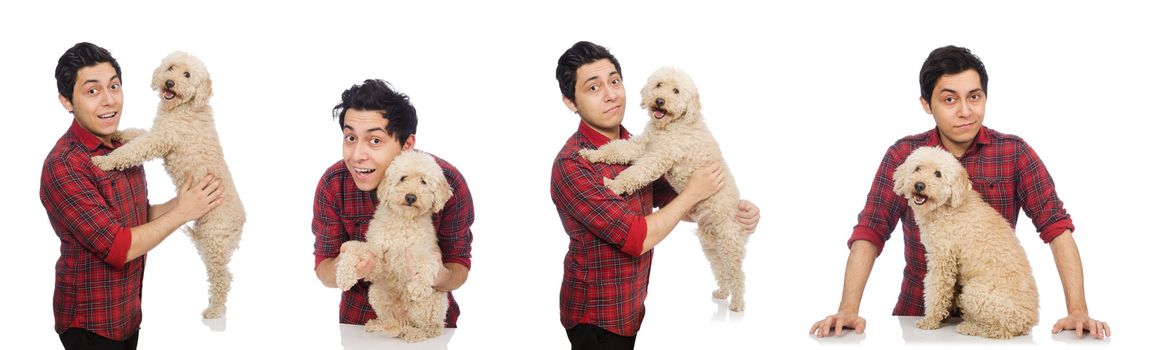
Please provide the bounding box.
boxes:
[430,171,453,213]
[200,77,213,100]
[892,157,913,197]
[947,166,971,207]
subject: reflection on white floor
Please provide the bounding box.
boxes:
[811,316,1111,347]
[338,324,454,350]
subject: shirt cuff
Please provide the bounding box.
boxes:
[848,226,885,256]
[104,226,132,269]
[1040,218,1075,243]
[621,215,647,257]
[444,257,472,270]
[315,254,335,270]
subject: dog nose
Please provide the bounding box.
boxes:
[165,80,175,89]
[405,193,417,205]
[914,182,926,193]
[655,98,665,107]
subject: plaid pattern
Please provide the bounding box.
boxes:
[849,126,1075,316]
[41,121,150,341]
[551,122,676,337]
[312,151,473,327]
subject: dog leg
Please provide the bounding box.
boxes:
[916,247,958,330]
[335,241,370,291]
[956,280,1035,339]
[699,218,748,312]
[604,154,675,195]
[190,221,237,319]
[365,284,403,337]
[578,138,645,165]
[113,128,147,143]
[91,131,170,171]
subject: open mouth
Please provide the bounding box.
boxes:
[352,167,376,175]
[97,112,117,120]
[162,89,177,100]
[912,193,928,205]
[650,107,668,120]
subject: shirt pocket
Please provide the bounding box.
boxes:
[969,176,1015,208]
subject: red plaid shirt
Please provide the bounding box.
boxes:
[312,151,473,327]
[551,122,676,336]
[40,120,150,341]
[849,126,1075,316]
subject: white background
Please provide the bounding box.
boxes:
[3,1,1150,349]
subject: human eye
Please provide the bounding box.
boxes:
[369,137,382,145]
[344,134,356,143]
[611,78,621,85]
[970,93,982,101]
[944,96,956,104]
[110,83,120,90]
[588,84,599,92]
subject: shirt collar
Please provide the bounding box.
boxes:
[927,125,990,156]
[68,119,110,151]
[577,121,630,147]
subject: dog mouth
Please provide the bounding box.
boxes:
[650,107,668,120]
[162,89,177,100]
[912,193,929,205]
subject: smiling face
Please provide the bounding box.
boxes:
[640,67,700,130]
[59,62,123,146]
[342,109,415,192]
[893,146,971,213]
[378,151,452,219]
[152,51,212,112]
[921,69,986,156]
[563,59,626,139]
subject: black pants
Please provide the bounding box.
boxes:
[566,324,636,350]
[59,328,138,350]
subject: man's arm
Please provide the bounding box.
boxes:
[1048,231,1110,338]
[638,161,724,253]
[810,240,876,337]
[125,175,222,262]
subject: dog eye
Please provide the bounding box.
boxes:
[184,72,191,78]
[673,88,680,94]
[914,166,921,172]
[935,171,942,178]
[167,65,174,72]
[421,178,427,185]
[399,176,407,182]
[656,83,663,88]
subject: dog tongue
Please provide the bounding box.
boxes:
[163,90,175,100]
[653,110,666,119]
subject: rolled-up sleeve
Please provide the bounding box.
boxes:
[552,154,647,256]
[848,145,907,254]
[41,153,133,269]
[1014,143,1075,243]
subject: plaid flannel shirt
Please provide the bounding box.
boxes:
[551,122,676,336]
[849,126,1075,316]
[312,151,473,327]
[41,120,150,340]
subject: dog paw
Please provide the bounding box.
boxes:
[604,178,630,195]
[91,155,117,171]
[398,325,439,343]
[578,148,602,163]
[114,128,146,142]
[202,305,226,319]
[915,317,942,330]
[729,298,745,312]
[712,288,730,300]
[365,318,401,337]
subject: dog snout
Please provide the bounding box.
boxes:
[165,80,175,89]
[655,97,665,107]
[405,193,417,205]
[914,181,926,193]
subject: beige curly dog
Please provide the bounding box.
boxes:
[579,67,748,312]
[892,146,1038,339]
[335,151,452,342]
[91,51,244,319]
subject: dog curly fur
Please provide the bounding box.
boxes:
[91,51,244,319]
[334,151,452,342]
[893,146,1038,339]
[579,67,748,312]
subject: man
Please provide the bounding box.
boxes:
[551,41,761,349]
[313,79,474,328]
[41,42,222,350]
[810,45,1110,339]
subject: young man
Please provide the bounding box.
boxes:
[810,45,1110,339]
[551,41,761,349]
[313,79,474,327]
[41,42,222,350]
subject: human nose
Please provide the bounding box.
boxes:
[958,99,972,118]
[351,141,369,160]
[604,85,619,102]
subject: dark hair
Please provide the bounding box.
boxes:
[555,41,622,102]
[55,42,122,102]
[332,79,417,147]
[919,45,988,103]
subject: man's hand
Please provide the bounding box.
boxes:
[810,312,867,338]
[736,200,760,234]
[1052,312,1110,339]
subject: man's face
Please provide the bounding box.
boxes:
[921,69,986,155]
[59,62,122,145]
[342,108,414,191]
[563,59,625,138]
